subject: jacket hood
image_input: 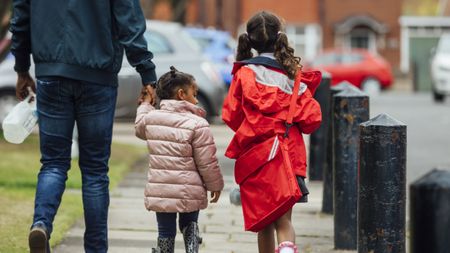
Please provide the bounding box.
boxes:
[232,56,284,75]
[160,99,206,118]
[232,56,322,95]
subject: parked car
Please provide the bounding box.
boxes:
[0,37,11,63]
[0,20,226,126]
[309,49,393,94]
[0,56,16,126]
[430,34,450,102]
[184,27,236,86]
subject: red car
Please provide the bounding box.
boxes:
[309,49,393,93]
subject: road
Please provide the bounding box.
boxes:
[369,91,450,184]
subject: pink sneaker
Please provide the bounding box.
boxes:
[275,241,299,253]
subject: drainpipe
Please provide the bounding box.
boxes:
[319,0,325,27]
[198,0,206,26]
[235,0,242,37]
[216,0,223,29]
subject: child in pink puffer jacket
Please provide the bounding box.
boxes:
[135,66,224,253]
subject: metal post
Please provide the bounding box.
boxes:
[410,169,450,253]
[322,81,354,214]
[333,85,369,250]
[309,72,331,181]
[358,114,407,253]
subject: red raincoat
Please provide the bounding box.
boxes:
[222,56,322,232]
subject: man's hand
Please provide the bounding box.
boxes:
[210,191,221,203]
[144,84,156,105]
[16,71,36,101]
[138,85,157,105]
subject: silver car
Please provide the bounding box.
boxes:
[0,20,226,125]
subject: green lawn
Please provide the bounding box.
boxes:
[0,131,144,253]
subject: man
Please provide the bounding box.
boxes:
[10,0,156,252]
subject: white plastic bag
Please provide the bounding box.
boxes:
[2,94,38,144]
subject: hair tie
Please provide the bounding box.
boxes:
[169,66,177,77]
[244,32,252,43]
[244,32,250,40]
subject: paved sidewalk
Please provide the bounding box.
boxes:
[53,124,355,253]
[53,172,353,253]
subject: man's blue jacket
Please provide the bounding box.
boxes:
[10,0,156,86]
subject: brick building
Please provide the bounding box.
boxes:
[141,0,403,70]
[320,0,403,71]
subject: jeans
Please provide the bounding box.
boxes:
[156,211,199,238]
[33,77,117,253]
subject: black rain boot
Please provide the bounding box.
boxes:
[182,222,201,253]
[152,237,175,253]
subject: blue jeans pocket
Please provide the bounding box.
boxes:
[37,78,63,113]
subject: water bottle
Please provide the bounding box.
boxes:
[2,94,38,144]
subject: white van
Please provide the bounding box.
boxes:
[431,34,450,102]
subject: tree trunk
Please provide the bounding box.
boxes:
[171,0,188,24]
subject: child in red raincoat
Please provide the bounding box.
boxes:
[222,11,322,253]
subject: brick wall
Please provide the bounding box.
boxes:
[241,0,319,25]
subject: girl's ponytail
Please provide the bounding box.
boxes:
[236,33,253,61]
[274,32,301,80]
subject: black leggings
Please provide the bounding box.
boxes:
[156,211,199,238]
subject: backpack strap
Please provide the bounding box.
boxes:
[283,71,302,138]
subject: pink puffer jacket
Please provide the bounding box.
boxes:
[135,99,224,213]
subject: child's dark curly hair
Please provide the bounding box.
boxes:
[236,11,301,79]
[156,66,195,100]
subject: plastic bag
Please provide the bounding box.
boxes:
[2,94,38,144]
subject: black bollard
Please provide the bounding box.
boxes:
[322,81,354,214]
[410,169,450,253]
[358,113,407,253]
[333,84,369,250]
[309,72,331,181]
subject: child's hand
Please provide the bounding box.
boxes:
[138,86,157,105]
[210,191,221,203]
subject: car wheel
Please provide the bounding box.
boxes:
[197,94,213,123]
[361,77,382,96]
[0,90,18,128]
[433,90,445,103]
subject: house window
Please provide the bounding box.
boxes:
[286,24,322,61]
[351,35,369,49]
[348,28,376,53]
